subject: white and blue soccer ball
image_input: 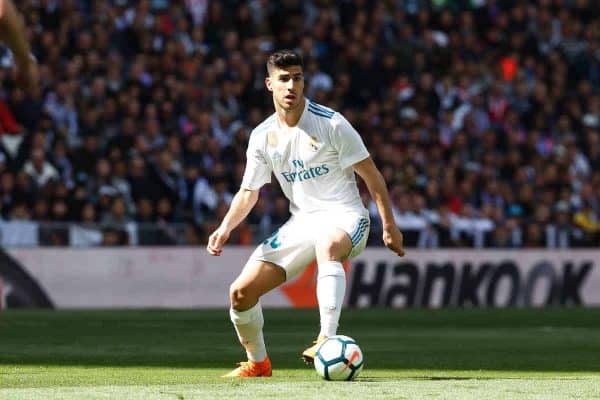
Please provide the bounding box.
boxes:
[314,335,364,381]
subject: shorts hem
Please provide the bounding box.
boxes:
[247,256,289,280]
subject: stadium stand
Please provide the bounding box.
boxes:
[0,0,597,248]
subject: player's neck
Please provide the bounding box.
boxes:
[275,97,305,128]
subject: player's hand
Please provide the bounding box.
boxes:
[207,226,230,256]
[382,225,405,257]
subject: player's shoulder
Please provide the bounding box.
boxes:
[308,100,350,121]
[250,113,277,141]
[306,100,337,121]
[306,100,354,135]
[306,100,348,130]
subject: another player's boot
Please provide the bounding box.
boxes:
[302,335,328,364]
[221,357,272,378]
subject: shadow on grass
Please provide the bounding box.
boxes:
[357,376,592,382]
[1,309,600,371]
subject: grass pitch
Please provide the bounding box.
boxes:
[1,308,600,399]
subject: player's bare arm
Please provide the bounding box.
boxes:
[352,157,405,257]
[0,0,38,91]
[206,188,259,256]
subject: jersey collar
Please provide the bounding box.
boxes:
[276,97,309,131]
[296,97,309,129]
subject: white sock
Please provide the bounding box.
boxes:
[316,261,346,337]
[229,302,267,362]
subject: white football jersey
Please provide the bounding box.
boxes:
[241,99,370,216]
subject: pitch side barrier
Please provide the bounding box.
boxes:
[0,248,598,308]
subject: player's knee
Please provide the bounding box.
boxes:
[229,284,245,308]
[316,239,349,262]
[229,283,256,310]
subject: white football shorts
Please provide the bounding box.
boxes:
[247,211,370,280]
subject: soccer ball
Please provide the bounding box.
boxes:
[314,335,364,381]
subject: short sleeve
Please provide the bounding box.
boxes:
[240,131,272,190]
[330,114,370,169]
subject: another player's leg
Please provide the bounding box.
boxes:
[302,228,352,363]
[223,260,286,378]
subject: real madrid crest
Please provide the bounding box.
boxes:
[308,135,320,152]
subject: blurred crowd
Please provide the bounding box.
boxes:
[0,0,598,247]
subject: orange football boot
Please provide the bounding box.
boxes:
[302,335,328,364]
[222,357,272,378]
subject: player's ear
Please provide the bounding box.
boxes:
[265,76,273,92]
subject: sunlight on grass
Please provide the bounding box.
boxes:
[1,309,600,399]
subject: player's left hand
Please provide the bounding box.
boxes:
[382,225,405,257]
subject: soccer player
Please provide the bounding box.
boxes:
[207,50,405,378]
[0,0,38,91]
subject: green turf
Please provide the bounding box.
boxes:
[1,308,600,399]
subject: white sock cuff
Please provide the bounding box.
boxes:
[318,261,345,279]
[230,302,261,325]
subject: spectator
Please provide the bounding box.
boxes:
[135,198,154,223]
[101,196,132,227]
[0,0,596,248]
[22,147,58,188]
[101,228,128,246]
[573,202,599,246]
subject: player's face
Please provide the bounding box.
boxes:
[266,66,304,111]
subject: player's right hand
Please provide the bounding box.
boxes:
[207,226,230,256]
[382,225,405,257]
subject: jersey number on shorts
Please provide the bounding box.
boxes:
[263,230,281,249]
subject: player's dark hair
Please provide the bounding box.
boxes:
[266,50,303,74]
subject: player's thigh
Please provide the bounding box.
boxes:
[250,217,316,281]
[314,227,353,263]
[230,260,286,309]
[315,213,370,262]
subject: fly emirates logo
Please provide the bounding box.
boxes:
[281,159,330,183]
